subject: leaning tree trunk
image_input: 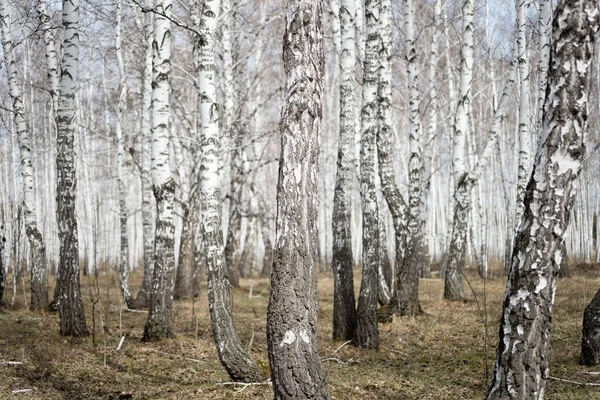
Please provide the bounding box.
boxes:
[266,0,330,398]
[198,0,262,383]
[115,0,133,308]
[0,0,48,311]
[330,0,357,342]
[134,0,155,309]
[0,224,5,304]
[355,0,380,350]
[56,0,88,337]
[443,0,473,300]
[488,0,598,397]
[580,287,600,365]
[142,0,176,341]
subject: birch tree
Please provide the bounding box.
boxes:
[114,0,133,308]
[331,0,357,341]
[37,0,59,116]
[355,0,380,349]
[0,224,4,304]
[513,0,531,236]
[443,0,474,300]
[142,0,176,341]
[197,0,262,382]
[0,0,49,310]
[56,0,89,336]
[397,0,423,316]
[266,0,330,397]
[488,0,598,396]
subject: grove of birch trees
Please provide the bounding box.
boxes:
[1,0,600,398]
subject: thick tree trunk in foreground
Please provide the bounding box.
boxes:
[488,1,598,397]
[134,0,155,309]
[267,0,330,397]
[56,0,88,337]
[581,287,600,365]
[198,0,262,382]
[331,0,357,342]
[142,0,176,341]
[355,0,380,350]
[0,0,48,311]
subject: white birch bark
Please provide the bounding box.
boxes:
[37,0,60,117]
[356,0,380,350]
[488,0,598,395]
[115,0,132,308]
[536,0,552,133]
[331,0,357,341]
[134,0,155,309]
[514,0,532,238]
[0,0,48,310]
[198,0,262,382]
[56,0,88,336]
[142,0,176,341]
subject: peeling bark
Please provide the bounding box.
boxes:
[488,0,598,396]
[266,0,330,397]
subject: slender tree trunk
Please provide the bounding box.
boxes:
[198,0,262,382]
[267,0,330,397]
[513,0,531,236]
[142,0,176,341]
[37,0,59,116]
[56,0,88,337]
[397,0,423,316]
[260,218,272,277]
[0,0,48,311]
[115,0,132,308]
[443,0,474,300]
[134,0,155,309]
[355,0,380,350]
[0,224,5,305]
[488,1,598,396]
[331,0,357,342]
[174,191,200,300]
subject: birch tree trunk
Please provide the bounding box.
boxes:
[488,1,598,396]
[0,0,49,311]
[355,0,380,350]
[198,0,262,382]
[331,0,357,341]
[0,224,4,305]
[115,0,132,308]
[56,0,88,336]
[142,0,176,341]
[443,0,473,300]
[581,286,600,365]
[134,0,155,309]
[513,0,531,236]
[37,0,60,116]
[267,0,330,397]
[396,0,423,316]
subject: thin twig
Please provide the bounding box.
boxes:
[333,340,352,354]
[321,357,359,365]
[217,380,272,393]
[109,305,147,313]
[549,376,600,386]
[0,361,23,365]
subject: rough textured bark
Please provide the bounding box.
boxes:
[0,0,48,311]
[266,0,330,397]
[488,1,598,397]
[581,286,600,365]
[443,0,473,300]
[331,0,357,342]
[198,0,262,382]
[142,0,176,341]
[0,224,5,305]
[134,0,155,309]
[174,193,200,300]
[355,0,380,350]
[115,0,132,308]
[56,0,88,337]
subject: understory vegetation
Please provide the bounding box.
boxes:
[1,262,599,399]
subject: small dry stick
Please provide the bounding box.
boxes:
[549,376,600,386]
[0,361,23,365]
[333,340,352,354]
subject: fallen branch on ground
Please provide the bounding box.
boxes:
[549,376,600,386]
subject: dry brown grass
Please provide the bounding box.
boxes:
[1,264,600,399]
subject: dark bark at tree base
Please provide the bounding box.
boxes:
[28,226,48,311]
[332,246,356,341]
[581,288,600,365]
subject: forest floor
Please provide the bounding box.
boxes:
[1,263,600,399]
